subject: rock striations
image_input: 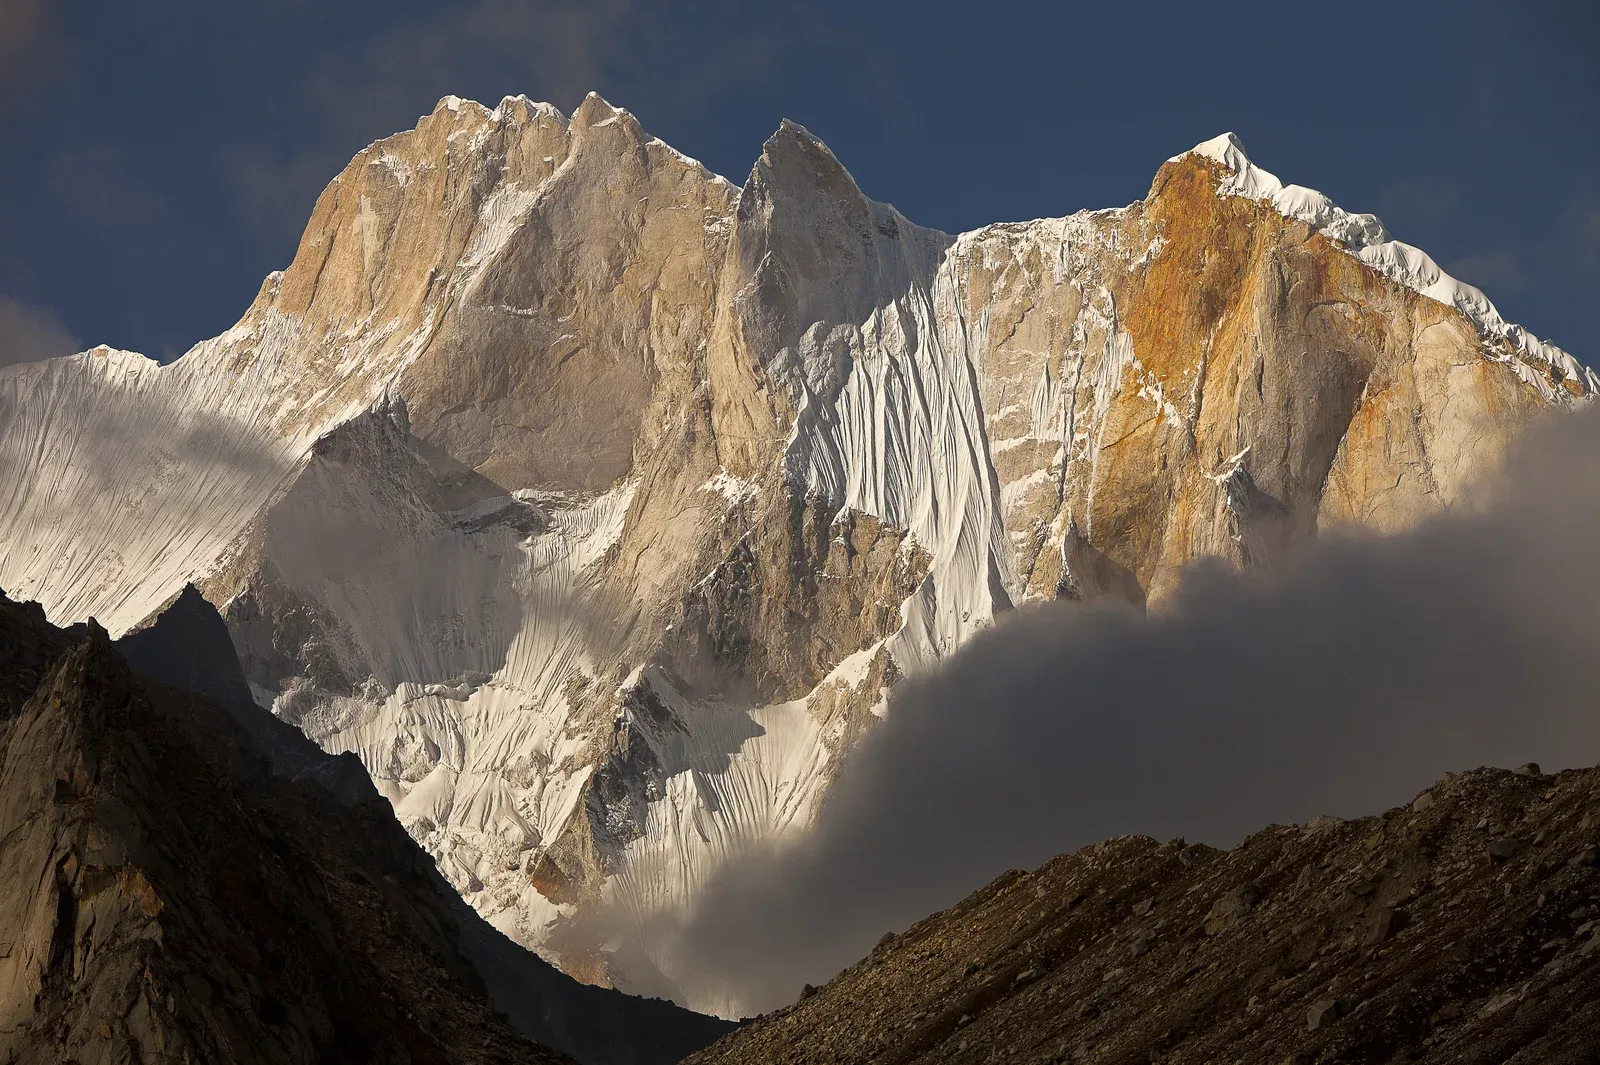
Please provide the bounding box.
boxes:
[0,92,1591,1011]
[685,765,1600,1064]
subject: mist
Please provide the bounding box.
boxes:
[0,295,78,368]
[667,405,1600,1015]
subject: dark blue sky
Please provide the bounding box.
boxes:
[1,0,1595,363]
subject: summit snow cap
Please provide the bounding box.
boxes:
[1174,130,1393,244]
[1173,132,1594,398]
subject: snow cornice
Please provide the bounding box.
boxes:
[1173,133,1595,400]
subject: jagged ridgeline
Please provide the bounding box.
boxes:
[684,765,1600,1064]
[0,587,732,1064]
[0,91,1590,1014]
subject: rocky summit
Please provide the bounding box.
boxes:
[0,588,729,1065]
[0,92,1590,1011]
[686,764,1600,1064]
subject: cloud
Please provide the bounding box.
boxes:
[0,295,80,367]
[1445,248,1529,294]
[0,0,63,112]
[1377,177,1461,233]
[218,0,640,246]
[216,0,787,248]
[0,0,48,63]
[45,140,171,234]
[664,405,1600,1015]
[217,141,349,249]
[1563,189,1600,272]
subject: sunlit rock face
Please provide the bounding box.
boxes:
[0,94,1587,1015]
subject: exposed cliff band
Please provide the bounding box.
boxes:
[0,93,1587,1012]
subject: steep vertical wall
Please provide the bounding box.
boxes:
[0,97,1587,1014]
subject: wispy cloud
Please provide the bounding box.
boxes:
[1565,188,1600,273]
[1445,248,1528,294]
[217,141,350,250]
[45,140,171,234]
[215,0,786,249]
[666,405,1600,1014]
[0,295,80,367]
[217,0,639,246]
[1438,185,1600,355]
[0,0,63,113]
[313,0,638,124]
[1377,177,1461,233]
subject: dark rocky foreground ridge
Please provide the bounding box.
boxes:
[0,588,730,1065]
[688,765,1600,1064]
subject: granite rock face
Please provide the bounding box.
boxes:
[0,95,1588,1011]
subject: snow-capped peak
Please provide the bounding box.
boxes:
[1172,130,1250,169]
[1172,132,1594,399]
[489,94,565,124]
[1173,131,1390,243]
[3,99,1591,1019]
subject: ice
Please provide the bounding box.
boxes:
[2,101,1590,1016]
[1178,133,1594,400]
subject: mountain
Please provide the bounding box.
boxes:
[685,764,1600,1064]
[115,583,381,805]
[0,93,1590,1013]
[0,587,567,1063]
[0,587,731,1064]
[110,586,733,1064]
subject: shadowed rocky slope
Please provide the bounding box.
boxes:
[0,589,729,1064]
[688,764,1600,1064]
[114,583,381,806]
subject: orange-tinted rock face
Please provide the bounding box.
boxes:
[953,152,1563,610]
[0,97,1586,1010]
